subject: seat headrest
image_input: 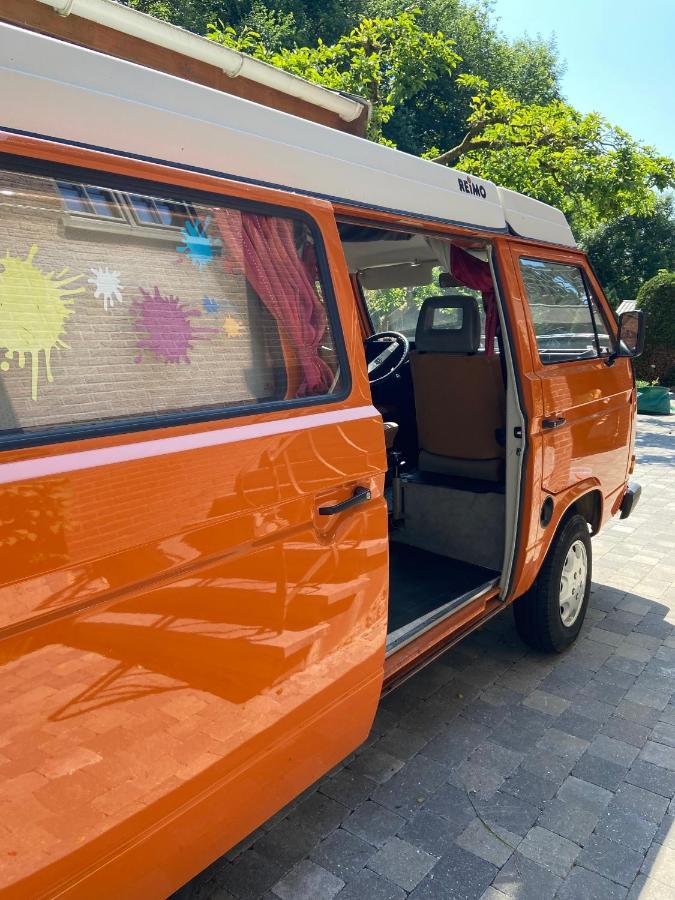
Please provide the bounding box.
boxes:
[415,295,481,353]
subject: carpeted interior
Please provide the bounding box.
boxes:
[387,542,499,634]
[393,479,506,570]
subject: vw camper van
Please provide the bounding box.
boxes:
[0,20,643,899]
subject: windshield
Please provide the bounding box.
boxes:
[361,269,482,342]
[362,267,481,339]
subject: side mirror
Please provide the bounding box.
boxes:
[616,309,645,358]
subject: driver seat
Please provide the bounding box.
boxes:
[410,296,505,481]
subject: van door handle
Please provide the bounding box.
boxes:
[319,486,372,516]
[542,416,566,429]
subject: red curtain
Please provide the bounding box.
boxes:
[214,209,333,396]
[451,245,498,356]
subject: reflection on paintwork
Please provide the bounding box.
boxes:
[0,419,384,632]
[0,407,388,896]
[540,363,632,496]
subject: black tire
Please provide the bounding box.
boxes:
[513,513,592,653]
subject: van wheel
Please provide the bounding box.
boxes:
[513,514,592,653]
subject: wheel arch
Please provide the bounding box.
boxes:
[508,481,604,603]
[562,488,603,536]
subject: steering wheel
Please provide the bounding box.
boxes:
[364,331,410,386]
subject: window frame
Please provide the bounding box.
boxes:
[124,192,198,231]
[580,269,617,358]
[57,179,204,245]
[518,254,613,366]
[0,154,352,452]
[56,181,128,222]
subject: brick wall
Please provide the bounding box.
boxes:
[0,167,312,434]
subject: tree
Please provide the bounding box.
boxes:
[208,11,461,144]
[431,76,675,235]
[635,270,675,386]
[119,0,366,44]
[126,3,675,241]
[582,196,675,306]
[360,0,561,155]
[203,1,560,157]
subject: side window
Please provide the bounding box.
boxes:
[519,257,613,364]
[0,166,345,442]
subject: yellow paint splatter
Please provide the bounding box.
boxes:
[223,315,243,338]
[0,245,84,399]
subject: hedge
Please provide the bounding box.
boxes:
[635,270,675,386]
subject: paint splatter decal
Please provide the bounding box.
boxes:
[177,217,214,271]
[0,245,84,399]
[202,296,220,314]
[132,286,217,364]
[89,267,124,311]
[223,316,244,338]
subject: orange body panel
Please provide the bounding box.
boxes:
[0,135,389,899]
[0,134,637,898]
[495,240,635,600]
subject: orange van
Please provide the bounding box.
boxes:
[0,22,645,899]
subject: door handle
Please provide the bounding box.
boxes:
[319,485,372,516]
[542,416,566,429]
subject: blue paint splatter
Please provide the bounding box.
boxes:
[202,296,220,314]
[177,216,214,271]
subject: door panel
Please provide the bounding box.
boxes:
[509,245,633,511]
[0,415,387,897]
[0,151,388,897]
[538,360,633,496]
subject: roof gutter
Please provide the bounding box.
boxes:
[33,0,368,123]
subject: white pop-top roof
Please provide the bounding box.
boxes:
[0,22,577,248]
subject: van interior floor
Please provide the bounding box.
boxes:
[387,542,499,636]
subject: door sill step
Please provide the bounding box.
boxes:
[385,578,500,656]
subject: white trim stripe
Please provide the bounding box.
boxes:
[0,405,380,486]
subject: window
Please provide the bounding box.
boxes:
[56,181,125,220]
[519,258,614,364]
[126,194,195,229]
[57,181,195,231]
[0,166,345,443]
[360,268,483,339]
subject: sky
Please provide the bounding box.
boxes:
[492,0,675,158]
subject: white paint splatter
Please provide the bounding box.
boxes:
[89,267,124,311]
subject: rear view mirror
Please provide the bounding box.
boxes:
[617,309,645,358]
[438,271,463,289]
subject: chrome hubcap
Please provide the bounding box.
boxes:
[559,539,587,627]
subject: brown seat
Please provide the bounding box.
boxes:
[410,296,505,481]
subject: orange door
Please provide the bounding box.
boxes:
[507,242,634,525]
[0,143,388,898]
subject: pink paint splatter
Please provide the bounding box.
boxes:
[132,286,217,364]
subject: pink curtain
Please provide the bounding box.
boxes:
[451,245,498,356]
[214,208,333,396]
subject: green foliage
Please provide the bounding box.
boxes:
[635,270,675,385]
[435,76,675,235]
[208,11,461,143]
[361,0,560,154]
[120,0,367,44]
[124,1,675,254]
[204,1,560,157]
[120,0,219,31]
[582,196,675,306]
[365,285,424,333]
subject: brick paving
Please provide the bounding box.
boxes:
[176,413,675,900]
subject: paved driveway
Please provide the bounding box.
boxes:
[177,414,675,900]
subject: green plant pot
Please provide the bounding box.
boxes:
[637,385,673,415]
